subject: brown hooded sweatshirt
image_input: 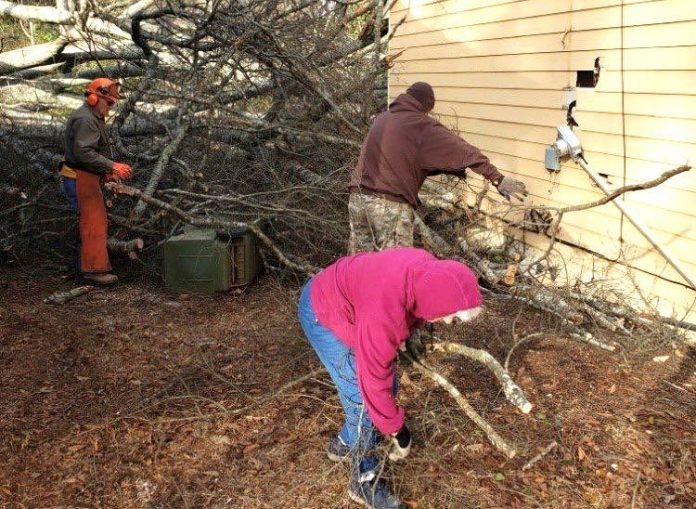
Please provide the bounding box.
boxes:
[349,93,503,208]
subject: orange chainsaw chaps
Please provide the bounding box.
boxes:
[75,170,112,273]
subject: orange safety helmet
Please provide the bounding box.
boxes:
[85,78,121,107]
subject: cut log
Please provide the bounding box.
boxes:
[0,36,70,75]
[502,262,518,286]
[107,237,144,253]
[0,1,73,24]
[107,237,144,260]
[8,62,65,80]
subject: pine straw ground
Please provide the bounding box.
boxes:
[0,266,694,509]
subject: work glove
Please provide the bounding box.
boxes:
[388,424,412,461]
[111,162,133,181]
[495,176,528,202]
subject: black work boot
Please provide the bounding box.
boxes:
[348,472,405,509]
[326,435,351,462]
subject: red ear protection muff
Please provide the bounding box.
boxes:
[85,86,116,107]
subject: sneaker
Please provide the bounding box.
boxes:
[348,475,406,509]
[83,272,119,286]
[326,435,351,462]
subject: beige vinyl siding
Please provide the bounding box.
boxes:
[389,0,696,319]
[390,70,696,95]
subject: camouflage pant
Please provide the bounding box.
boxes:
[348,192,415,254]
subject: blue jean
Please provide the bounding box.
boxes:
[61,176,79,212]
[61,176,80,272]
[298,278,398,474]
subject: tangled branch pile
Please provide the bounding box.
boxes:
[1,0,397,268]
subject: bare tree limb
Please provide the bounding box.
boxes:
[432,342,533,414]
[410,359,517,459]
[106,183,317,274]
[557,165,691,214]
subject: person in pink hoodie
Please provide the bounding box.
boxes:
[298,247,483,509]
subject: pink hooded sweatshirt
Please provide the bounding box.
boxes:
[310,247,482,434]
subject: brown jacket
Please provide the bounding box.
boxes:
[64,103,115,176]
[349,94,503,207]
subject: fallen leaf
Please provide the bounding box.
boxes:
[243,443,259,455]
[209,434,232,446]
[652,355,670,363]
[465,443,485,454]
[494,472,505,481]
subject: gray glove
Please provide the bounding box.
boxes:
[495,176,528,202]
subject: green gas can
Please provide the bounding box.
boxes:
[162,227,261,293]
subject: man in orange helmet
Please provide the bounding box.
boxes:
[60,77,133,285]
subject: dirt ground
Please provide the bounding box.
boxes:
[0,266,694,509]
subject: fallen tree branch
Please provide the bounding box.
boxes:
[512,285,584,325]
[432,341,533,414]
[569,331,617,351]
[411,358,517,458]
[130,109,190,220]
[106,183,316,274]
[504,332,545,371]
[557,165,691,214]
[522,440,557,471]
[149,367,326,424]
[43,285,95,304]
[506,290,616,351]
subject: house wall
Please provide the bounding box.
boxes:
[388,0,696,320]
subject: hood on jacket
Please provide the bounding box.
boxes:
[389,93,429,113]
[410,259,483,321]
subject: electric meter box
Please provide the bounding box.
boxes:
[162,227,261,293]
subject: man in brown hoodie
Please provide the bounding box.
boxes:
[348,81,527,254]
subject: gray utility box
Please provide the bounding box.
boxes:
[162,227,262,293]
